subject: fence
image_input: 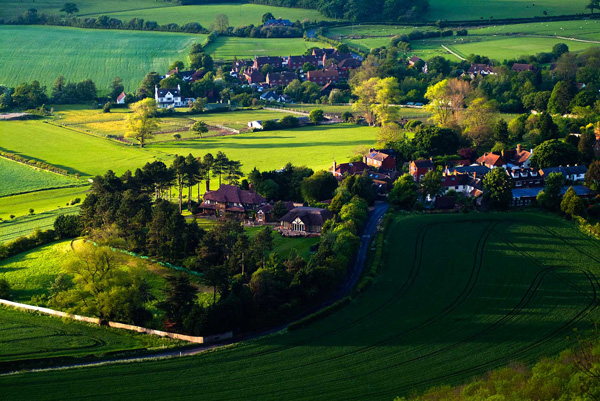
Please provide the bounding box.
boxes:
[0,299,232,344]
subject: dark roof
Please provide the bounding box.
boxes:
[307,69,339,79]
[157,88,180,97]
[338,58,362,69]
[267,71,296,82]
[449,165,491,176]
[409,56,423,63]
[442,174,469,187]
[333,161,368,175]
[265,18,292,26]
[467,64,495,74]
[540,165,588,176]
[279,207,333,227]
[512,63,535,72]
[313,48,337,57]
[512,185,596,199]
[255,56,283,66]
[203,185,266,205]
[412,159,434,168]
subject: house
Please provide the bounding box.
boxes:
[116,92,126,105]
[264,18,292,27]
[330,160,369,178]
[312,48,337,58]
[364,149,397,171]
[266,71,296,87]
[256,201,296,223]
[503,144,533,168]
[367,171,395,193]
[441,173,483,197]
[512,185,596,207]
[178,69,206,83]
[253,56,283,70]
[155,85,185,108]
[409,159,434,182]
[476,152,506,169]
[408,56,427,73]
[200,185,267,216]
[286,55,321,70]
[259,91,290,103]
[279,207,333,235]
[243,69,265,84]
[444,165,490,178]
[248,120,264,129]
[512,63,535,73]
[465,64,496,78]
[539,165,588,182]
[322,52,353,66]
[507,167,543,188]
[337,57,362,77]
[307,69,340,85]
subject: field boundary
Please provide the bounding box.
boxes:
[0,299,233,344]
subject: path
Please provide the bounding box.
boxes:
[3,203,389,376]
[441,45,466,61]
[555,35,600,44]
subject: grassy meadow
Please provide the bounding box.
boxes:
[2,212,599,399]
[87,3,335,27]
[0,187,88,221]
[0,158,82,197]
[426,0,589,21]
[0,306,177,365]
[0,206,80,243]
[0,25,201,91]
[205,36,325,60]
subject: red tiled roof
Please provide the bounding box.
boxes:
[477,153,505,167]
[116,92,126,102]
[332,161,368,176]
[203,185,266,205]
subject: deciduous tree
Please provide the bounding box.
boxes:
[125,98,159,148]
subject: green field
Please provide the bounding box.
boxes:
[205,36,325,60]
[2,212,599,399]
[88,3,334,27]
[0,206,80,243]
[0,158,82,197]
[0,187,89,221]
[0,25,200,91]
[426,0,589,21]
[0,306,178,365]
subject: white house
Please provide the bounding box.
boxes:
[155,85,185,108]
[116,92,126,105]
[248,120,264,129]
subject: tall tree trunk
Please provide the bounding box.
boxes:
[188,185,192,211]
[206,176,211,192]
[178,178,183,214]
[197,183,201,203]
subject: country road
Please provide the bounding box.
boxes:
[4,202,389,376]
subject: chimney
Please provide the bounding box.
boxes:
[333,160,337,174]
[177,84,181,91]
[517,143,522,153]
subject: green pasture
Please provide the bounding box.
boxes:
[0,306,177,364]
[0,158,82,197]
[0,206,80,243]
[0,0,177,20]
[88,3,335,28]
[0,187,89,221]
[3,212,599,400]
[426,0,589,21]
[205,36,326,60]
[0,25,201,91]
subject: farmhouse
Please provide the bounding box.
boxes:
[155,85,185,108]
[409,159,434,182]
[279,207,333,235]
[200,185,267,216]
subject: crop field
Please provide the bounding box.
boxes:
[88,3,335,28]
[0,0,177,20]
[0,158,82,197]
[0,306,177,365]
[0,206,80,243]
[0,187,88,221]
[0,25,201,91]
[205,36,326,61]
[2,212,599,400]
[426,0,589,21]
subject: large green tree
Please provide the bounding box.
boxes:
[530,140,580,169]
[536,172,565,211]
[125,98,159,148]
[301,171,338,203]
[388,174,418,210]
[483,167,513,210]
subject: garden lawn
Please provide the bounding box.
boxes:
[0,25,202,91]
[0,187,89,221]
[88,3,335,28]
[147,123,378,173]
[0,158,82,197]
[205,36,327,60]
[0,206,80,243]
[426,0,589,21]
[246,226,318,260]
[0,306,178,364]
[3,213,600,400]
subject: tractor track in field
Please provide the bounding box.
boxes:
[174,221,501,398]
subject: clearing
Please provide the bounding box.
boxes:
[2,212,599,400]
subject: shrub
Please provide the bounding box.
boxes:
[0,279,11,300]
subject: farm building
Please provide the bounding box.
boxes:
[279,207,333,235]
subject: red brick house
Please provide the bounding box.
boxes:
[330,160,368,178]
[243,68,265,84]
[307,69,340,85]
[409,159,434,182]
[286,55,321,70]
[312,48,337,59]
[364,149,396,171]
[200,185,267,216]
[476,152,506,169]
[266,71,297,87]
[337,58,362,77]
[253,56,283,70]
